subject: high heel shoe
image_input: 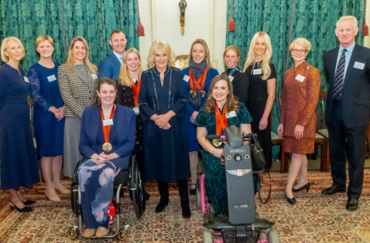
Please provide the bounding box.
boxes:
[292,182,310,193]
[23,200,36,205]
[45,189,61,202]
[284,188,296,205]
[9,202,33,212]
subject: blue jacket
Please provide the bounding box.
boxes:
[98,53,121,81]
[79,104,136,159]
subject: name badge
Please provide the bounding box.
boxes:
[91,74,98,79]
[24,77,29,83]
[354,62,365,70]
[133,106,140,115]
[295,74,305,82]
[103,119,113,126]
[226,111,237,118]
[229,76,234,82]
[253,69,262,75]
[47,75,57,82]
[183,75,189,82]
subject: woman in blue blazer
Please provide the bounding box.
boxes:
[78,78,136,238]
[182,39,219,195]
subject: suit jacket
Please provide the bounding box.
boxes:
[79,104,136,159]
[98,53,121,81]
[323,44,370,128]
[58,64,98,118]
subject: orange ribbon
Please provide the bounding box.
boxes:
[100,105,115,143]
[215,102,227,135]
[189,68,208,91]
[131,79,141,107]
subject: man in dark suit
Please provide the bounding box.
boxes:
[98,30,127,81]
[322,16,370,211]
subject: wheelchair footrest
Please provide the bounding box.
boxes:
[222,228,259,243]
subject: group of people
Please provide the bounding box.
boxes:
[0,15,369,238]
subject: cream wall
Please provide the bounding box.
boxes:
[138,0,226,71]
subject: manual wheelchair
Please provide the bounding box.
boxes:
[67,154,147,241]
[197,125,279,243]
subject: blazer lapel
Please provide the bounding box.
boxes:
[111,53,122,70]
[330,48,340,79]
[86,66,94,89]
[89,106,101,147]
[343,44,361,87]
[72,65,89,89]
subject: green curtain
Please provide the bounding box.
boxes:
[0,0,139,70]
[226,0,364,158]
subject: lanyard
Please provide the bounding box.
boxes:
[229,66,237,77]
[131,79,141,107]
[100,105,115,143]
[215,102,228,135]
[189,67,208,90]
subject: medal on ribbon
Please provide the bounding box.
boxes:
[189,68,208,98]
[131,79,141,115]
[101,105,115,152]
[213,102,228,147]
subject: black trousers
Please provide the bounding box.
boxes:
[328,99,368,199]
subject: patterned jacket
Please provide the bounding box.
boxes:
[58,64,98,118]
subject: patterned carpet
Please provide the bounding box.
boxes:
[1,170,370,242]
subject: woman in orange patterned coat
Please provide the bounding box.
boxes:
[278,38,320,205]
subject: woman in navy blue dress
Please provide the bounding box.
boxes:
[28,35,69,202]
[139,40,191,218]
[182,39,218,195]
[0,37,39,212]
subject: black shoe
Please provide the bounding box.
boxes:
[23,200,36,205]
[155,200,168,213]
[321,186,346,195]
[189,179,199,195]
[181,198,191,219]
[9,202,33,212]
[292,182,310,193]
[177,178,191,219]
[284,188,296,205]
[346,198,358,211]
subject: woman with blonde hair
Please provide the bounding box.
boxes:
[139,40,191,218]
[278,38,320,205]
[243,31,277,169]
[117,48,145,172]
[28,35,68,201]
[182,39,219,195]
[0,37,39,212]
[58,36,99,178]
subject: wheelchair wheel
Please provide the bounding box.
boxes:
[203,231,213,243]
[130,155,146,219]
[117,228,129,241]
[268,230,279,243]
[71,160,83,217]
[67,227,79,240]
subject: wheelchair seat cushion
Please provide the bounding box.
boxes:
[114,169,129,187]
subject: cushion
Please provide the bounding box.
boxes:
[318,128,329,138]
[271,132,283,140]
[315,133,324,139]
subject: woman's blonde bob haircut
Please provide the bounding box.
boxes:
[1,37,25,62]
[118,48,143,86]
[65,36,97,73]
[203,74,239,113]
[189,39,213,69]
[35,35,54,47]
[223,45,240,65]
[289,38,312,53]
[243,32,273,80]
[146,40,176,68]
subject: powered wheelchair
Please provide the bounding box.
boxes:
[67,154,147,241]
[197,125,279,243]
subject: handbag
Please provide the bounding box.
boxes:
[248,133,271,204]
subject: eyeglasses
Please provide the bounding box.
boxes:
[292,49,307,54]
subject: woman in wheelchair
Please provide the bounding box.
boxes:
[78,78,136,238]
[195,74,257,216]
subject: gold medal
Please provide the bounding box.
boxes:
[200,90,206,98]
[102,142,112,152]
[212,139,223,147]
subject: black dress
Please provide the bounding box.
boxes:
[138,66,190,182]
[223,66,249,105]
[245,62,277,168]
[116,82,144,168]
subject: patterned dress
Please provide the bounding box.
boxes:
[195,102,257,215]
[279,61,321,154]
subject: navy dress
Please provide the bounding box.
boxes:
[139,66,190,182]
[182,68,219,151]
[0,64,39,190]
[28,63,64,157]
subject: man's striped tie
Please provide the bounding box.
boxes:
[333,49,347,100]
